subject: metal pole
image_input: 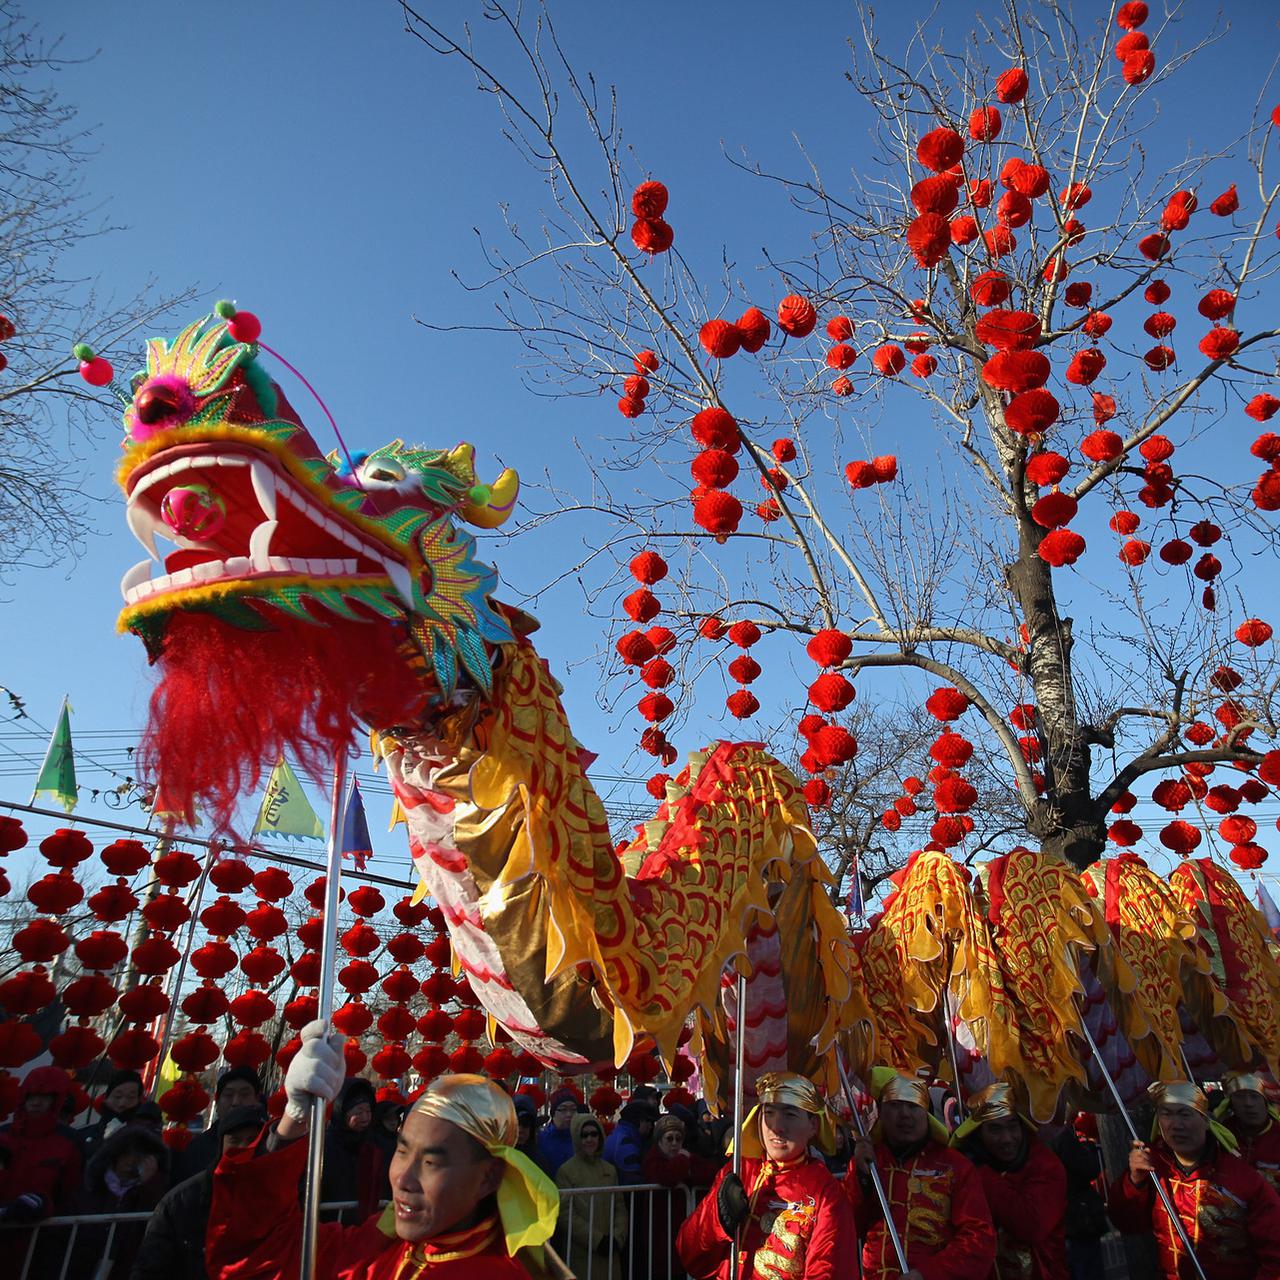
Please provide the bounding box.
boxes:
[729,969,747,1280]
[939,936,964,1114]
[1077,1018,1208,1280]
[835,1052,910,1275]
[299,754,349,1280]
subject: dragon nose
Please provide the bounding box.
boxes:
[136,382,187,425]
[161,483,226,539]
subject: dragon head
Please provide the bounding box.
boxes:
[117,310,519,695]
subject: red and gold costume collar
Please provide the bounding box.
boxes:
[397,1215,502,1278]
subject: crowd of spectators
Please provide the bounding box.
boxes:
[2,1058,1278,1280]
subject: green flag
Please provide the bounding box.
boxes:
[32,698,77,813]
[252,756,324,840]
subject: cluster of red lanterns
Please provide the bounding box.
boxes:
[617,349,660,419]
[630,181,673,256]
[0,311,15,376]
[617,549,679,763]
[922,689,981,850]
[1114,3,1156,87]
[688,405,743,543]
[795,628,856,809]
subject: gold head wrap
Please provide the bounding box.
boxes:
[397,1074,559,1257]
[949,1081,1034,1146]
[1214,1070,1280,1125]
[869,1067,949,1144]
[1148,1080,1210,1117]
[1222,1071,1267,1098]
[733,1072,837,1159]
[1148,1080,1239,1153]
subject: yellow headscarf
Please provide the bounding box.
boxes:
[733,1071,838,1159]
[389,1073,559,1257]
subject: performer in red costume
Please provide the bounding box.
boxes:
[950,1081,1067,1280]
[677,1071,854,1280]
[1108,1080,1280,1280]
[206,1021,560,1279]
[844,1069,996,1280]
[1216,1071,1280,1196]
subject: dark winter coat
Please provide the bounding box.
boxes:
[129,1168,212,1280]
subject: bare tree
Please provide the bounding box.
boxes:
[404,1,1280,875]
[0,4,194,576]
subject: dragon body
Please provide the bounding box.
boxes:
[116,311,862,1093]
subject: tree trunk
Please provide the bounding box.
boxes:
[1006,547,1106,869]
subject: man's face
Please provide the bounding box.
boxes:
[879,1099,929,1148]
[105,1082,142,1114]
[221,1125,260,1156]
[638,1117,654,1140]
[1157,1104,1209,1159]
[552,1101,576,1131]
[517,1118,533,1146]
[346,1100,372,1132]
[1230,1090,1270,1132]
[217,1081,259,1116]
[23,1093,54,1117]
[759,1103,817,1163]
[979,1115,1025,1164]
[389,1111,505,1242]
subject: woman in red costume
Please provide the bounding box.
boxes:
[845,1069,996,1280]
[1109,1080,1280,1280]
[950,1081,1067,1280]
[676,1071,855,1280]
[205,1022,560,1280]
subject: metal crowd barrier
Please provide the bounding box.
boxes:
[556,1183,697,1280]
[3,1184,699,1280]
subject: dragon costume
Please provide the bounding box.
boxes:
[115,309,865,1089]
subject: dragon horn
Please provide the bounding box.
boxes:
[462,466,520,529]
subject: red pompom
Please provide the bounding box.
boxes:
[1210,185,1239,217]
[690,407,740,452]
[693,491,742,539]
[1005,390,1060,436]
[925,687,969,722]
[982,351,1050,393]
[970,272,1011,306]
[1025,452,1069,486]
[777,294,817,338]
[995,68,1029,104]
[737,307,771,353]
[632,181,669,219]
[916,127,964,173]
[907,213,952,268]
[1038,528,1086,567]
[873,345,905,376]
[699,320,741,359]
[631,218,674,254]
[728,620,761,648]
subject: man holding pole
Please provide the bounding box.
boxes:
[1108,1080,1280,1280]
[205,1022,560,1280]
[845,1069,996,1280]
[950,1081,1067,1280]
[676,1071,854,1280]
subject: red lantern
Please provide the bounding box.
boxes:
[62,973,119,1017]
[332,1001,374,1037]
[49,1025,105,1071]
[118,983,171,1022]
[230,990,277,1028]
[101,838,149,876]
[182,983,231,1023]
[108,1028,160,1070]
[0,970,57,1015]
[241,946,286,985]
[209,858,255,894]
[142,892,191,933]
[88,882,139,923]
[153,850,201,887]
[40,828,93,869]
[130,935,181,975]
[14,918,69,963]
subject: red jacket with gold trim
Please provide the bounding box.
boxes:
[1222,1116,1280,1198]
[676,1156,855,1280]
[843,1139,996,1280]
[1108,1139,1280,1280]
[205,1129,533,1280]
[966,1138,1067,1280]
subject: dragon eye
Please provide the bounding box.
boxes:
[359,458,406,486]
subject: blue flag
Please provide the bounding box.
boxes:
[341,776,373,871]
[1257,883,1280,943]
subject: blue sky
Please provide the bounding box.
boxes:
[4,1,1280,887]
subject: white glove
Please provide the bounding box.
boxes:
[284,1018,346,1125]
